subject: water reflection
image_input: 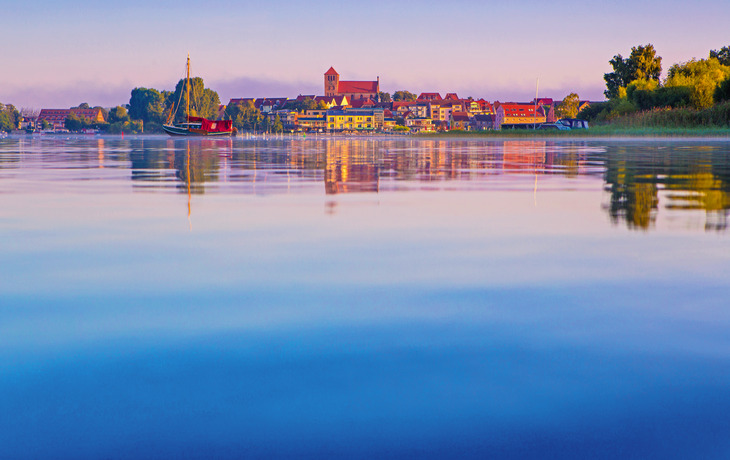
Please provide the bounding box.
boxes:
[1,136,729,232]
[602,144,730,231]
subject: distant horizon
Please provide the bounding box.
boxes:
[4,0,729,109]
[7,74,608,112]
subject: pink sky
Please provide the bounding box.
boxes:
[3,0,729,108]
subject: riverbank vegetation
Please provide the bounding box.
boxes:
[579,44,730,130]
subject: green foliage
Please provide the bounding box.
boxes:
[170,77,221,121]
[604,44,662,99]
[577,101,609,121]
[0,103,20,132]
[593,101,730,129]
[715,76,730,103]
[392,90,417,101]
[106,119,144,134]
[74,102,90,109]
[273,115,283,133]
[108,106,129,124]
[665,58,730,109]
[283,98,317,113]
[578,98,638,123]
[556,92,580,118]
[379,91,391,103]
[64,112,93,132]
[710,46,730,66]
[129,87,166,124]
[225,100,263,131]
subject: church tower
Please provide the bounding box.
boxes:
[324,67,339,97]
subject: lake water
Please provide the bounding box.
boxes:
[1,135,729,459]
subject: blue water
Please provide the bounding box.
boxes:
[1,135,729,458]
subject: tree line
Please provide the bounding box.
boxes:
[579,44,730,126]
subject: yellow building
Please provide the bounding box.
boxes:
[326,109,382,131]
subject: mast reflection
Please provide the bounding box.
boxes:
[123,137,730,232]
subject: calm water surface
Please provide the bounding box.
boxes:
[1,135,729,458]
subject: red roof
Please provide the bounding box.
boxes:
[499,103,545,117]
[418,93,442,101]
[338,81,378,93]
[325,67,339,76]
[451,111,470,121]
[444,93,459,100]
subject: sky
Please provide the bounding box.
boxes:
[2,0,730,109]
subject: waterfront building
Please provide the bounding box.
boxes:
[493,102,547,129]
[324,67,379,101]
[37,108,106,129]
[392,101,429,118]
[326,108,384,131]
[450,112,472,130]
[472,114,496,130]
[405,116,435,133]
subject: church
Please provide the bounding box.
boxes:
[324,67,380,101]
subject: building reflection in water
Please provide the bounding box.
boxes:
[123,137,730,232]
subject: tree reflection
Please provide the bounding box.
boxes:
[602,145,730,231]
[122,137,730,232]
[130,138,227,194]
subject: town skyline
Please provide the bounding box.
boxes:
[4,0,730,109]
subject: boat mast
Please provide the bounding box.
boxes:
[186,53,190,124]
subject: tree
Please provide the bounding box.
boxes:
[379,91,391,103]
[604,44,662,98]
[225,100,263,131]
[273,115,283,133]
[282,98,317,113]
[129,87,166,124]
[64,112,90,132]
[715,76,730,103]
[75,102,90,109]
[665,58,730,108]
[108,106,129,124]
[392,90,417,101]
[710,46,730,66]
[556,93,580,118]
[0,103,20,132]
[169,77,221,121]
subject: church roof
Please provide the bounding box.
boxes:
[325,67,339,76]
[338,80,378,93]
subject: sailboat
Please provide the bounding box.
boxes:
[163,55,235,136]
